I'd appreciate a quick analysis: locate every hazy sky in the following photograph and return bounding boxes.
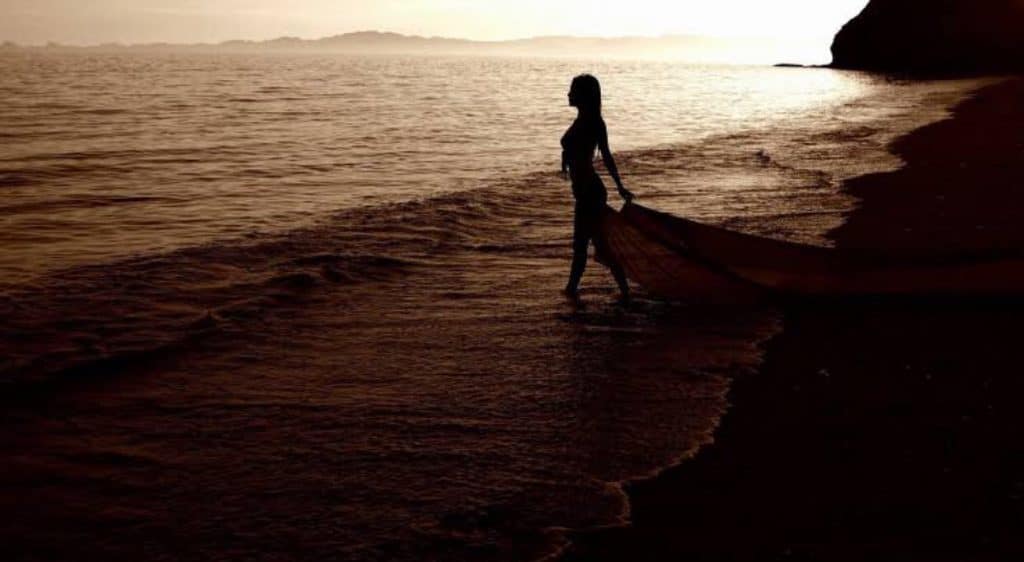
[2,0,869,45]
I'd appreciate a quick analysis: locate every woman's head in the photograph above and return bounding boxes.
[568,74,601,114]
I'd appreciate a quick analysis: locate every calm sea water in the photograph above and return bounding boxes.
[0,53,983,561]
[0,53,980,283]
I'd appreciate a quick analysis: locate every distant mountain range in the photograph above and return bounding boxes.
[0,31,824,64]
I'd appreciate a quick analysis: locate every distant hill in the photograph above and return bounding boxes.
[2,31,823,64]
[830,0,1024,74]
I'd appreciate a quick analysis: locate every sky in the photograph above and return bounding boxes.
[2,0,869,46]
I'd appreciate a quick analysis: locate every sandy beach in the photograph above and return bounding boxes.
[563,77,1024,560]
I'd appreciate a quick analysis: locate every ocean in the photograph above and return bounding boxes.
[0,52,984,561]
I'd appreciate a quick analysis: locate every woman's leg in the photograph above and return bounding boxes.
[608,260,630,301]
[565,202,590,296]
[592,217,630,301]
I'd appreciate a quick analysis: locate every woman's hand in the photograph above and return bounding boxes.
[618,186,635,204]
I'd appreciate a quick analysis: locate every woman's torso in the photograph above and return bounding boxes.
[561,117,606,201]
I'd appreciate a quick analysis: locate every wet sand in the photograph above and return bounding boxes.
[564,78,1024,560]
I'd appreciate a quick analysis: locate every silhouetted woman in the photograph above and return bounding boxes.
[561,74,633,301]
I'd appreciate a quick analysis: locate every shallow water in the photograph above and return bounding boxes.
[0,53,985,560]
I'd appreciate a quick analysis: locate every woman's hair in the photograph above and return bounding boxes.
[571,74,602,115]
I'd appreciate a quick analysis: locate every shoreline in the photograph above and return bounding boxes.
[563,77,1024,560]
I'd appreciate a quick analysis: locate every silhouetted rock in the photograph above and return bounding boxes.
[831,0,1024,74]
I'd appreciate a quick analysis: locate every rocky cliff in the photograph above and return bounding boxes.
[831,0,1024,73]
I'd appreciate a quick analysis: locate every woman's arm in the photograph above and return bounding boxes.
[597,120,634,202]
